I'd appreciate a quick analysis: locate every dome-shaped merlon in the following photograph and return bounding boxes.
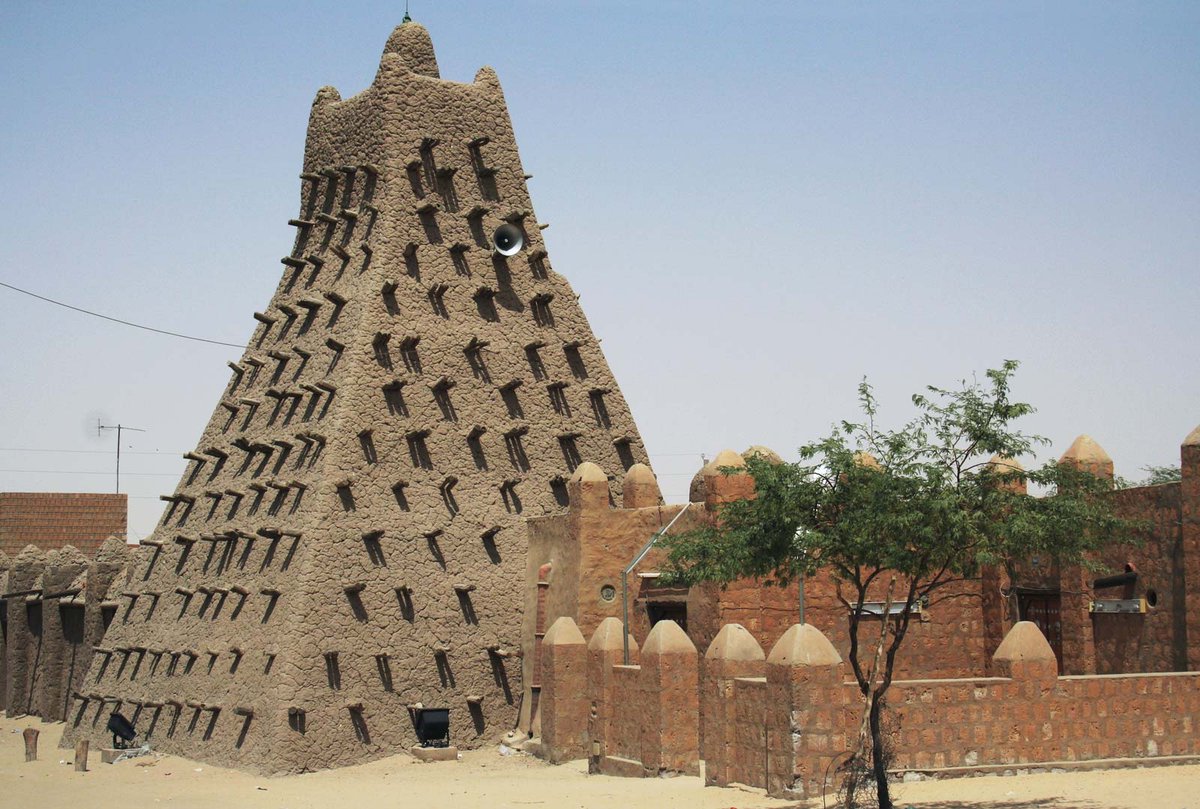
[766,623,842,668]
[1183,423,1200,447]
[688,466,708,503]
[312,86,342,108]
[992,620,1058,679]
[742,446,783,465]
[852,451,882,470]
[382,22,440,78]
[705,623,765,662]
[589,616,636,655]
[543,616,586,647]
[641,619,697,658]
[568,461,610,512]
[622,463,661,509]
[986,454,1028,494]
[704,449,754,507]
[1059,434,1114,480]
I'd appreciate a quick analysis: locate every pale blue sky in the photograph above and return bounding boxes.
[1,2,1197,539]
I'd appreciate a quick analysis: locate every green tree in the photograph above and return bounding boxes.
[662,361,1127,809]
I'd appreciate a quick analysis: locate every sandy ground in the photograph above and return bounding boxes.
[1,717,1197,809]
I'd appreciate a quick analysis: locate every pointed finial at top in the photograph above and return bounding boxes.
[403,1,412,24]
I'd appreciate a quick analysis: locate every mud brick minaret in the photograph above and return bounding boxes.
[64,21,649,773]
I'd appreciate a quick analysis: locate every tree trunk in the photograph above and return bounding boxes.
[869,695,891,809]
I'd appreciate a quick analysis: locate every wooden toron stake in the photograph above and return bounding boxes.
[22,727,39,762]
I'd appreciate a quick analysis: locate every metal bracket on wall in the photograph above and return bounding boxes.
[1089,598,1147,614]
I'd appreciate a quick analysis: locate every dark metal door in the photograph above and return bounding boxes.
[1018,592,1063,671]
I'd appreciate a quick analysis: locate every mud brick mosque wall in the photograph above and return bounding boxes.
[1,539,135,721]
[61,21,648,773]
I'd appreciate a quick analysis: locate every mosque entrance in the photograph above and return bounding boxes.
[1017,591,1064,670]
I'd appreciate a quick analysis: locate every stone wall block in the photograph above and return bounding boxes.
[765,623,844,799]
[638,619,699,775]
[539,617,588,763]
[1182,425,1200,671]
[702,622,764,786]
[587,617,636,766]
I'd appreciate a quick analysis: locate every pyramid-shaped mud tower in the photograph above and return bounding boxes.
[64,22,649,773]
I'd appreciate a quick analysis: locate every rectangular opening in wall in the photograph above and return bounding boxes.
[531,294,554,327]
[525,342,547,380]
[548,382,571,417]
[464,338,490,382]
[382,280,401,315]
[407,430,433,470]
[588,389,612,428]
[391,481,410,511]
[399,337,422,374]
[504,428,530,472]
[383,381,408,417]
[500,479,523,514]
[467,426,488,471]
[324,292,346,328]
[528,249,549,280]
[359,430,378,464]
[428,284,450,319]
[500,380,523,418]
[432,378,457,422]
[437,167,459,213]
[363,531,386,566]
[474,287,499,322]
[558,434,582,472]
[614,437,636,471]
[564,343,588,379]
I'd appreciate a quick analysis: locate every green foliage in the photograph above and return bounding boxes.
[661,360,1133,809]
[663,361,1127,612]
[1117,464,1182,488]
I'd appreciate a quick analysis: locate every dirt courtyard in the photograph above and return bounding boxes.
[0,717,1195,809]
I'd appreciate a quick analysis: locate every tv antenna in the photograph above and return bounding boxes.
[97,420,146,493]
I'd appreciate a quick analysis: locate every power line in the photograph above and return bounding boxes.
[0,447,184,456]
[0,468,178,477]
[0,281,248,349]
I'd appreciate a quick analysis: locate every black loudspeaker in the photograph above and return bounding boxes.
[492,224,524,256]
[107,711,137,749]
[413,707,450,747]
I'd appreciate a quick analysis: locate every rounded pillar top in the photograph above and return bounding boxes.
[622,463,662,508]
[705,623,765,662]
[642,619,697,656]
[1059,434,1114,478]
[1183,423,1200,447]
[543,616,586,646]
[766,623,842,667]
[589,616,634,653]
[571,461,607,484]
[852,451,881,470]
[705,449,747,476]
[742,445,783,465]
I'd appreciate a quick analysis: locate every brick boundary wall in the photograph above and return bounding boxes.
[537,618,1200,801]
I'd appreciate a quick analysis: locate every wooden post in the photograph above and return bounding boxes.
[22,727,39,762]
[74,740,89,772]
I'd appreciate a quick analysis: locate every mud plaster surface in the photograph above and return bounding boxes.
[63,22,649,773]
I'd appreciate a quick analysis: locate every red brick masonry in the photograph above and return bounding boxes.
[0,492,126,556]
[537,617,1200,801]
